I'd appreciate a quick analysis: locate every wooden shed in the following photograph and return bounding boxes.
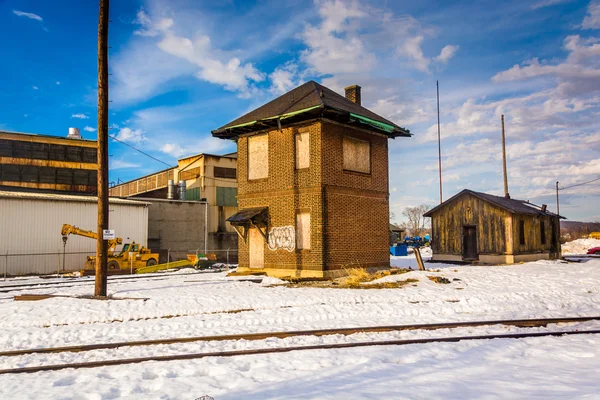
[423,189,563,264]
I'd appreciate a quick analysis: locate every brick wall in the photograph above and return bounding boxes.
[236,119,390,276]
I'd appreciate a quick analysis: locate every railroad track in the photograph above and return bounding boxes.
[0,316,598,375]
[0,271,239,294]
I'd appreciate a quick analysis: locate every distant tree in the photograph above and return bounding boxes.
[402,204,431,237]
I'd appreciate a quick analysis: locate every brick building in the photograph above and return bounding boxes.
[0,129,97,194]
[213,81,410,277]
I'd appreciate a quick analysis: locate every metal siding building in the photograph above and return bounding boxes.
[0,191,148,275]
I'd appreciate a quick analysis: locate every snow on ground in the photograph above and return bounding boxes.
[0,253,599,399]
[562,238,600,255]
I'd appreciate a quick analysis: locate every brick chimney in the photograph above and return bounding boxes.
[344,85,361,105]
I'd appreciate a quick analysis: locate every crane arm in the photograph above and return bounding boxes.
[61,224,123,252]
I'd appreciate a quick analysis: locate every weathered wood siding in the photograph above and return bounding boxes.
[512,214,560,255]
[430,193,508,255]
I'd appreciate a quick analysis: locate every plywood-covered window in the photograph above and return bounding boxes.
[296,212,311,250]
[540,221,546,245]
[519,220,525,246]
[295,132,310,169]
[343,136,370,174]
[248,134,268,180]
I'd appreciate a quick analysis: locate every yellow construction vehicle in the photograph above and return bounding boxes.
[61,224,158,271]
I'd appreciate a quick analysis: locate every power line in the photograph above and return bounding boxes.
[109,134,172,168]
[559,176,600,191]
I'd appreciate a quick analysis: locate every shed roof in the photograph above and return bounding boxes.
[0,190,150,206]
[212,81,410,139]
[423,189,565,219]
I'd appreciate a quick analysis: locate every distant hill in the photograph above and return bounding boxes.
[560,221,600,240]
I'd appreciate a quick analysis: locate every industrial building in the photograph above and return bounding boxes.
[0,129,97,194]
[0,190,148,275]
[109,152,238,260]
[213,81,411,278]
[424,189,563,264]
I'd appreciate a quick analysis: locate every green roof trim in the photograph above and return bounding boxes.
[349,113,395,133]
[224,105,323,131]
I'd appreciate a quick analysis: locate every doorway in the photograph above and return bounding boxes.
[462,225,478,260]
[249,228,264,269]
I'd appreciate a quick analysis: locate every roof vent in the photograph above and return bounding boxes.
[344,85,361,105]
[67,127,82,139]
[541,204,547,212]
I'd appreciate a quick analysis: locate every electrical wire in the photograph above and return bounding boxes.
[108,135,172,168]
[559,176,600,191]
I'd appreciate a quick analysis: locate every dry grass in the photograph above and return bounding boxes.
[277,267,415,289]
[427,276,451,284]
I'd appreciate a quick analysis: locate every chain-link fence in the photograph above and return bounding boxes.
[0,248,238,278]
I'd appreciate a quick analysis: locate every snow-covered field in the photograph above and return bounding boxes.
[0,252,599,399]
[562,238,600,255]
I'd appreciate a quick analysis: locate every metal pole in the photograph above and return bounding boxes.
[501,115,510,198]
[556,181,560,217]
[96,0,110,296]
[4,251,7,281]
[436,80,443,204]
[227,248,230,266]
[62,242,66,274]
[204,201,208,255]
[167,248,170,269]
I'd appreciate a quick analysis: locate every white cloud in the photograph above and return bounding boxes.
[84,126,96,132]
[115,127,145,143]
[13,10,43,22]
[531,0,571,9]
[133,8,173,37]
[32,86,38,90]
[582,2,600,29]
[111,159,142,170]
[269,63,302,95]
[401,36,430,73]
[71,113,89,119]
[300,0,375,75]
[161,143,186,157]
[434,45,459,64]
[157,32,265,96]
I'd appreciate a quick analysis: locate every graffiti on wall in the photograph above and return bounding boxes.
[267,226,296,252]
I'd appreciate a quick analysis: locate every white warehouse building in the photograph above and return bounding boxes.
[0,191,148,275]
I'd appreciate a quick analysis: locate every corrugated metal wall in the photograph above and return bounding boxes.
[0,198,148,275]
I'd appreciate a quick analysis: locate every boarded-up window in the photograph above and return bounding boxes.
[214,167,237,179]
[519,220,525,245]
[248,134,268,180]
[216,187,238,207]
[540,221,546,245]
[296,212,311,250]
[343,136,370,174]
[295,132,310,169]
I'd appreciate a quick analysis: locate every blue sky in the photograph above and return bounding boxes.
[1,0,600,222]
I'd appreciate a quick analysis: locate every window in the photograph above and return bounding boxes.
[214,167,237,179]
[343,136,370,174]
[295,132,310,169]
[216,187,238,207]
[519,220,525,246]
[540,221,546,245]
[296,212,311,250]
[248,134,268,180]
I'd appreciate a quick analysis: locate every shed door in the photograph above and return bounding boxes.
[463,226,478,260]
[249,228,264,269]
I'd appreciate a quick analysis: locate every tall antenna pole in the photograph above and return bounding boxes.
[96,0,109,297]
[501,114,510,199]
[556,181,560,217]
[436,81,443,204]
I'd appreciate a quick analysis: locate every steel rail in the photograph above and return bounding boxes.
[0,316,598,358]
[0,329,598,375]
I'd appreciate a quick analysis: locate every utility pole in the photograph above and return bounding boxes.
[556,181,560,217]
[436,81,443,204]
[501,115,510,199]
[96,0,109,297]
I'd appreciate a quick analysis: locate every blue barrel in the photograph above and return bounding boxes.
[390,244,408,256]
